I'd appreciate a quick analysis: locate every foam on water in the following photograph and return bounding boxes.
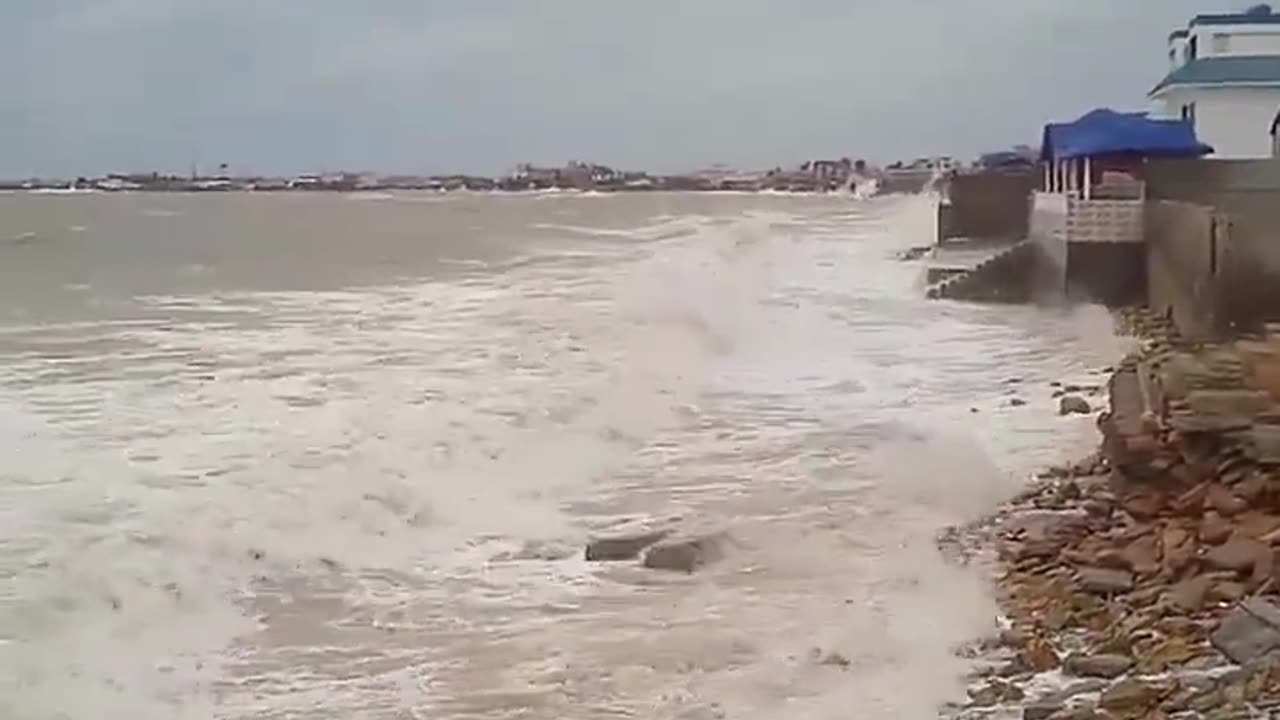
[0,193,1132,719]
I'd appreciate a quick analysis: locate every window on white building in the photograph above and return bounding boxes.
[1212,33,1230,54]
[1273,108,1280,157]
[1180,103,1197,128]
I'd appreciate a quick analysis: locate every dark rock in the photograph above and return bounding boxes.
[1077,567,1134,594]
[1008,397,1028,407]
[1168,575,1213,613]
[584,529,669,562]
[1063,653,1134,679]
[1206,484,1248,516]
[642,532,727,573]
[1026,679,1108,720]
[1184,389,1271,420]
[1200,512,1234,545]
[1021,636,1061,672]
[1210,599,1280,665]
[1211,581,1247,603]
[1022,701,1062,720]
[1059,396,1092,416]
[1244,596,1280,627]
[1045,709,1101,720]
[1204,536,1268,572]
[969,679,1025,707]
[1099,677,1163,713]
[817,650,850,668]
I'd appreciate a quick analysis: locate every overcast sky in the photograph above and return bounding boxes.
[0,0,1217,177]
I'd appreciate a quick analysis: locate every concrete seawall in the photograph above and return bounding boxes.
[938,172,1035,242]
[1145,159,1280,338]
[927,159,1280,329]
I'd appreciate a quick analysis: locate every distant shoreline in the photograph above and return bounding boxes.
[4,175,935,196]
[1,163,942,195]
[10,184,885,193]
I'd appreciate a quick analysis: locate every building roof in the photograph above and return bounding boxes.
[1190,4,1280,26]
[1150,55,1280,95]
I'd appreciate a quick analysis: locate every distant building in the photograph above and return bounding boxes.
[1150,4,1280,158]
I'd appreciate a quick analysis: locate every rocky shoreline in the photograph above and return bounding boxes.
[944,309,1280,720]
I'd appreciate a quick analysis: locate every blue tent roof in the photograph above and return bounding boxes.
[1040,108,1213,161]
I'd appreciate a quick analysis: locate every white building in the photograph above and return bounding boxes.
[1150,4,1280,158]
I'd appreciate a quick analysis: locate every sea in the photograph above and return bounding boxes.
[0,190,1132,720]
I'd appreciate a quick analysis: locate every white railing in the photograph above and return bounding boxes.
[1065,197,1144,244]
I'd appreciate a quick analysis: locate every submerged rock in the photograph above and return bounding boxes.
[1059,396,1092,416]
[642,532,727,573]
[584,530,670,562]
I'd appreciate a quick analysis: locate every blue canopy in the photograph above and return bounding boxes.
[1040,108,1213,161]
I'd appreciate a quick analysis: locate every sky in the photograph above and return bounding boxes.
[0,0,1221,177]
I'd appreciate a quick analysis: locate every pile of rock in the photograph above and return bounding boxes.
[948,311,1280,718]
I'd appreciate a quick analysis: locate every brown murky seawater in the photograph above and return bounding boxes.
[0,191,1131,719]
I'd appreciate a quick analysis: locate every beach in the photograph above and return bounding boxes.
[947,309,1280,720]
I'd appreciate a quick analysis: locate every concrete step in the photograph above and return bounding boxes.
[927,240,1036,302]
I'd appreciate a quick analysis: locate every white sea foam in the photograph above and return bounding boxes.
[0,192,1129,719]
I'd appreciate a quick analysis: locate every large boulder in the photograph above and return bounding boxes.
[1059,396,1092,416]
[642,532,728,573]
[1211,598,1280,664]
[584,530,670,562]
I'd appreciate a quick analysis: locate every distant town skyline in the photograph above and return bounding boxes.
[0,0,1221,177]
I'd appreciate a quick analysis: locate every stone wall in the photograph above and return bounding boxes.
[938,171,1035,242]
[1145,159,1280,335]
